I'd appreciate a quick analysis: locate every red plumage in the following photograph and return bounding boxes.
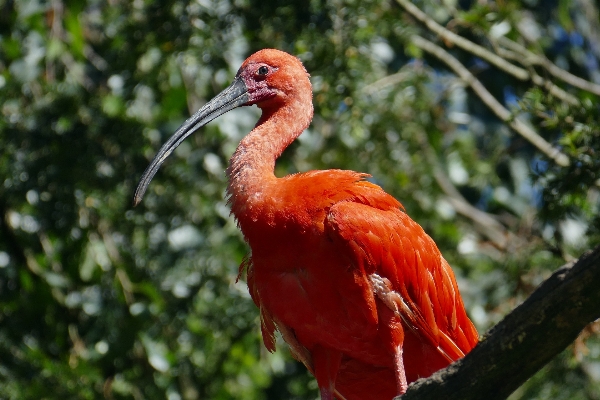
[238,170,477,399]
[136,49,479,400]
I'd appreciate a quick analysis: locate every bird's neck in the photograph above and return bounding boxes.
[226,91,313,212]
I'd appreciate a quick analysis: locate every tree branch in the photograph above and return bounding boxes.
[362,69,417,95]
[395,0,600,101]
[394,0,530,81]
[411,35,570,167]
[413,127,513,249]
[395,244,600,400]
[497,37,600,96]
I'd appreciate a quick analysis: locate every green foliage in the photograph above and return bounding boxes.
[0,0,599,399]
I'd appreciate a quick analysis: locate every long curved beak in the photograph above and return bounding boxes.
[133,76,249,206]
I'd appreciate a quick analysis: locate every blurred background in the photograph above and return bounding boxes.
[1,0,599,398]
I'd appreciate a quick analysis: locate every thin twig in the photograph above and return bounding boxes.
[84,45,109,71]
[492,43,581,106]
[497,37,600,96]
[395,0,530,80]
[411,35,570,167]
[177,55,204,115]
[396,0,600,103]
[529,70,581,106]
[413,127,512,249]
[363,70,414,95]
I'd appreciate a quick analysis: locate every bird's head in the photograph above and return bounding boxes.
[238,49,311,110]
[133,49,311,206]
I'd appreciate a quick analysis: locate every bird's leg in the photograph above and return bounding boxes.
[376,295,408,395]
[393,345,408,394]
[312,344,342,400]
[320,388,335,400]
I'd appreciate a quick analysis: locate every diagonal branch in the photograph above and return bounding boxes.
[411,35,570,167]
[395,0,529,80]
[395,0,600,102]
[413,128,512,249]
[497,37,600,96]
[396,244,600,400]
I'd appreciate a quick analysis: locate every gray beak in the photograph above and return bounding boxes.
[133,76,248,206]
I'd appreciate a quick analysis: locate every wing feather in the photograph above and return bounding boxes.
[325,200,478,361]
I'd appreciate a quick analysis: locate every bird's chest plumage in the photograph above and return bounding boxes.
[229,171,402,364]
[237,201,388,363]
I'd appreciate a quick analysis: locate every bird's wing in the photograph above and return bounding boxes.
[324,200,478,361]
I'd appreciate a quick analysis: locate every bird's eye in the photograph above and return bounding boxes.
[257,66,269,75]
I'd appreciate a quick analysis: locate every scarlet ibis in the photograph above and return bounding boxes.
[134,49,478,400]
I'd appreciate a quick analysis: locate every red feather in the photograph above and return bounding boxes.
[138,49,479,400]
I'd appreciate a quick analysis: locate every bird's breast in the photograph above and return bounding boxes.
[231,170,403,364]
[245,220,392,365]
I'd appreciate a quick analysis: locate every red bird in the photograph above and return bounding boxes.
[135,49,478,400]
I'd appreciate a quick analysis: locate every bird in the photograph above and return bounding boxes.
[134,49,479,400]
